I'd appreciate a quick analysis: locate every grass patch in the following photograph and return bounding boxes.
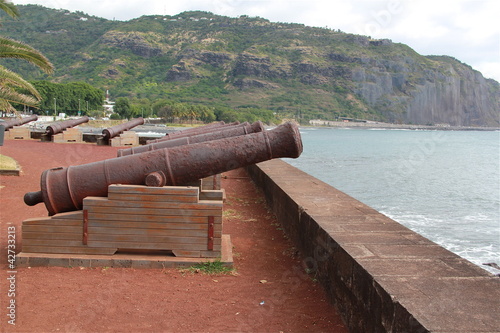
[0,155,18,170]
[184,260,234,275]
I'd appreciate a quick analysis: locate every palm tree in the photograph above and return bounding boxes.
[0,0,54,112]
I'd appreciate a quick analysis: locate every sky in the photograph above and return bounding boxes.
[12,0,500,82]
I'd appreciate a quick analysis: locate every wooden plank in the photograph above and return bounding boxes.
[83,198,222,210]
[199,190,226,201]
[23,219,82,226]
[108,185,199,196]
[88,220,223,233]
[86,241,214,251]
[85,206,221,217]
[87,213,222,224]
[52,211,84,220]
[22,225,82,233]
[172,250,201,258]
[200,250,222,258]
[88,227,208,237]
[23,232,82,241]
[23,239,87,247]
[22,246,116,255]
[107,193,199,203]
[88,233,221,245]
[88,215,220,226]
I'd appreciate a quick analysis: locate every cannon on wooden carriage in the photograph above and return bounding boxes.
[45,116,90,136]
[24,121,303,216]
[98,117,145,145]
[41,116,90,142]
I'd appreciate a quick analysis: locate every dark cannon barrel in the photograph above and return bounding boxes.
[147,121,241,144]
[102,117,144,139]
[118,121,265,157]
[45,116,89,136]
[24,121,303,215]
[3,115,38,130]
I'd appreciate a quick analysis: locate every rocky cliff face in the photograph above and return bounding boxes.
[170,40,499,126]
[350,53,499,126]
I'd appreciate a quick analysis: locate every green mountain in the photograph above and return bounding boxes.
[1,5,499,126]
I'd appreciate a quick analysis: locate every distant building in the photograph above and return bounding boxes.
[103,89,115,112]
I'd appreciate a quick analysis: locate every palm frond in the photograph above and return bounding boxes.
[0,65,42,109]
[0,0,20,19]
[0,85,39,105]
[0,65,41,99]
[0,37,54,74]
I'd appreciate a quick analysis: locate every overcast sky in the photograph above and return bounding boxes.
[12,0,500,82]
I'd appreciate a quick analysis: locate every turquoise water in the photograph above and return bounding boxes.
[286,127,500,274]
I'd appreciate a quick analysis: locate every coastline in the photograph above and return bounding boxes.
[306,120,500,131]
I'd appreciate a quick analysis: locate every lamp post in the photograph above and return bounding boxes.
[53,98,57,117]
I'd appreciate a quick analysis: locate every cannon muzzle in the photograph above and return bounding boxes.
[25,121,302,215]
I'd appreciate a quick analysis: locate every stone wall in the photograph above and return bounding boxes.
[247,159,500,332]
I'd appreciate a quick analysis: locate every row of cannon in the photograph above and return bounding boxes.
[24,120,303,216]
[1,115,145,141]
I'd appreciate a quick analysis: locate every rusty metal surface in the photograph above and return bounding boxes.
[144,171,167,187]
[83,210,88,245]
[102,117,144,139]
[146,121,226,144]
[24,121,303,215]
[3,115,38,130]
[118,121,264,157]
[147,121,241,144]
[45,116,89,136]
[208,216,214,250]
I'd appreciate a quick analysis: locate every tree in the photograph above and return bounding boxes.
[30,81,104,114]
[114,97,132,119]
[0,1,54,112]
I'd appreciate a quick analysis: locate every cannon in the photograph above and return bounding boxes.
[102,117,144,140]
[45,116,89,136]
[24,121,303,215]
[118,121,265,157]
[3,115,38,130]
[147,121,241,144]
[147,121,227,143]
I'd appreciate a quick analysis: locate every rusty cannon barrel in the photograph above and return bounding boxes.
[102,117,144,140]
[118,121,265,157]
[24,121,302,215]
[3,115,38,130]
[148,121,241,144]
[45,116,89,136]
[148,121,227,143]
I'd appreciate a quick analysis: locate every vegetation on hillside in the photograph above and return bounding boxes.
[0,5,498,126]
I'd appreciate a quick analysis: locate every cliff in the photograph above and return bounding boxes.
[2,6,499,126]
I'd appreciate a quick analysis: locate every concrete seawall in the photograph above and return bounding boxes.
[247,159,500,332]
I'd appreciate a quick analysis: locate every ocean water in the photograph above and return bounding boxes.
[286,127,500,275]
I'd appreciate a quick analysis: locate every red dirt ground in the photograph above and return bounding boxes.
[0,139,348,333]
